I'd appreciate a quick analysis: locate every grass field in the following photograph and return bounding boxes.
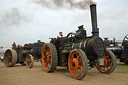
[115,61,128,73]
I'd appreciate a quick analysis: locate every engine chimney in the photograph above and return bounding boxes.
[90,4,99,37]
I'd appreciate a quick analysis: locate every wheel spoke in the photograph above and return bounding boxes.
[7,57,11,63]
[78,65,82,69]
[6,53,12,62]
[47,53,50,57]
[4,59,9,64]
[46,50,50,56]
[70,65,73,70]
[6,53,9,57]
[78,58,83,64]
[45,62,47,65]
[74,69,77,74]
[103,65,106,70]
[106,66,108,70]
[76,53,80,60]
[48,58,51,61]
[44,49,47,53]
[108,59,112,62]
[126,36,128,39]
[71,55,74,60]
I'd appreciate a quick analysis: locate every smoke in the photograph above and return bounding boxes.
[33,0,96,10]
[0,8,28,28]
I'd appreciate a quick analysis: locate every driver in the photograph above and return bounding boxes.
[57,32,63,38]
[76,25,87,39]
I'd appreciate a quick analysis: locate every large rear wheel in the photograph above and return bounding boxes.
[68,49,88,80]
[96,49,117,73]
[4,49,17,67]
[42,43,58,72]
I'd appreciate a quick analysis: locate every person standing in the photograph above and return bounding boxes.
[1,55,3,62]
[12,42,16,49]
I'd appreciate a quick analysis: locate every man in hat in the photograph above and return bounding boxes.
[57,32,63,38]
[76,25,87,39]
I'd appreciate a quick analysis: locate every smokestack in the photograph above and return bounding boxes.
[90,4,99,37]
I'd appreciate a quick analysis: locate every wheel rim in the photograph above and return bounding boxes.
[4,50,12,66]
[26,54,34,68]
[4,49,17,67]
[26,55,31,66]
[42,45,51,71]
[68,51,83,78]
[96,52,113,72]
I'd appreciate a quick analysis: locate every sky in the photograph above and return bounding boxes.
[0,0,128,48]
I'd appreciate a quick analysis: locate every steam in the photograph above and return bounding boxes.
[0,8,28,28]
[33,0,96,10]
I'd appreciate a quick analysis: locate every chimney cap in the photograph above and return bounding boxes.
[90,4,96,7]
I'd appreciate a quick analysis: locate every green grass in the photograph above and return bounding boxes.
[115,61,128,73]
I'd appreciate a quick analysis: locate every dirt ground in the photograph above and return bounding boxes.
[0,61,128,85]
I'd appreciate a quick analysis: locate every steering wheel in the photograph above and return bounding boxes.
[66,32,76,43]
[67,32,76,38]
[122,34,128,49]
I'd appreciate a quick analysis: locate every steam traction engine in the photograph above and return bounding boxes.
[41,4,116,80]
[104,34,128,64]
[4,40,45,68]
[4,4,117,80]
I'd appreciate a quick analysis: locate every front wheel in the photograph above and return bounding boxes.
[26,54,34,68]
[42,43,58,72]
[96,49,117,74]
[68,49,88,80]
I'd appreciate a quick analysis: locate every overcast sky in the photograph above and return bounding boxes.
[0,0,128,48]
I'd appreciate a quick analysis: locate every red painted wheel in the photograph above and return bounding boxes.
[96,49,116,73]
[42,43,58,72]
[68,49,88,80]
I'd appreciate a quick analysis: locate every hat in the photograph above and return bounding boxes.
[78,25,84,29]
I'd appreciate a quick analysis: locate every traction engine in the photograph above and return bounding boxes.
[104,34,128,64]
[4,40,45,68]
[41,4,117,80]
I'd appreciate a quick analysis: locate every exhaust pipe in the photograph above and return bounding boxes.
[90,4,99,37]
